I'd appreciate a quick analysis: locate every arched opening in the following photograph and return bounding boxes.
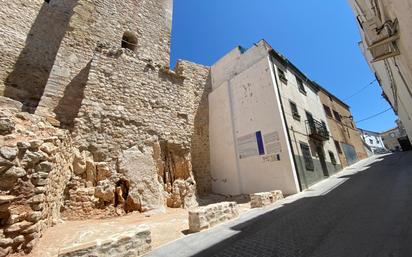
[121,32,137,52]
[114,179,130,207]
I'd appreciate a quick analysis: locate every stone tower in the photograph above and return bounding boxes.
[1,0,174,125]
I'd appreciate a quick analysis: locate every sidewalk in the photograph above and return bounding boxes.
[144,154,387,257]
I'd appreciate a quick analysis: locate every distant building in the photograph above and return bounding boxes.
[317,85,368,167]
[380,127,402,151]
[348,0,412,143]
[209,40,342,195]
[395,119,412,151]
[359,129,387,154]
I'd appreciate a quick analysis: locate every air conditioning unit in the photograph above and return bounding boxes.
[362,17,400,62]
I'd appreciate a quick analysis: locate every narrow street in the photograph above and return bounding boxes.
[147,152,412,257]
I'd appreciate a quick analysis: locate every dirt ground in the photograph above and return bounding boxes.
[16,195,251,257]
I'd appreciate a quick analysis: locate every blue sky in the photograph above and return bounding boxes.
[170,0,398,132]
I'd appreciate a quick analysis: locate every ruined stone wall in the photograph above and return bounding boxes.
[35,0,173,126]
[175,62,212,195]
[70,45,211,213]
[0,102,73,256]
[0,0,77,112]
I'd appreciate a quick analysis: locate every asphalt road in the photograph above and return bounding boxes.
[145,152,412,257]
[192,152,412,257]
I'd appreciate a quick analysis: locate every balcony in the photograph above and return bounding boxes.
[362,17,400,62]
[306,119,330,141]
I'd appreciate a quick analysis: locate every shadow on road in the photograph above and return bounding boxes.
[192,153,412,257]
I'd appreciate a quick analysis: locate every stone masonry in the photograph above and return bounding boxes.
[188,202,239,233]
[0,102,74,256]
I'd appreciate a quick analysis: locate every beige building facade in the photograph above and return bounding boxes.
[317,87,368,167]
[348,0,412,142]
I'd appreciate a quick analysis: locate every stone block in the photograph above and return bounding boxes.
[0,147,18,161]
[0,118,14,136]
[250,190,284,208]
[189,202,239,233]
[58,225,151,257]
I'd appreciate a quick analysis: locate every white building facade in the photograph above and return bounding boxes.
[359,128,387,153]
[209,41,342,196]
[348,0,412,142]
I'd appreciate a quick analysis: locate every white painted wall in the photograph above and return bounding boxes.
[209,43,300,195]
[209,81,240,195]
[360,130,386,152]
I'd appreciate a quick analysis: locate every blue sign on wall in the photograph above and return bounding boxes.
[256,131,265,156]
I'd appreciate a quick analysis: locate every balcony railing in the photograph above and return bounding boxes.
[306,119,330,141]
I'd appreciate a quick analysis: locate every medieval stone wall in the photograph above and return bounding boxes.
[35,0,173,126]
[0,102,74,256]
[0,0,77,112]
[69,45,211,214]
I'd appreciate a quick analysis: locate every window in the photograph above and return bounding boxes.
[369,139,374,145]
[45,0,50,3]
[323,105,332,118]
[277,68,288,84]
[306,111,314,123]
[121,31,138,51]
[290,101,300,121]
[334,140,342,154]
[333,110,342,122]
[296,77,307,94]
[329,151,337,165]
[300,143,314,171]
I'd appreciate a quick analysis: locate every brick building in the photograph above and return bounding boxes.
[317,85,368,167]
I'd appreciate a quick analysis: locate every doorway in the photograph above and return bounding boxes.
[316,146,329,177]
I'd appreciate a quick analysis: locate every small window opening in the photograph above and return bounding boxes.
[121,32,138,52]
[296,77,307,94]
[289,101,300,121]
[334,140,342,154]
[329,151,337,165]
[45,0,50,3]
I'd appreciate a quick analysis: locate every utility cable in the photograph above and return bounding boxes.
[356,107,393,124]
[343,79,377,101]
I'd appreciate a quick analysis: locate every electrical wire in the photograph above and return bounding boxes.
[356,107,393,124]
[343,79,377,101]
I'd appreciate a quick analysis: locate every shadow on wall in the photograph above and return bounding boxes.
[190,153,410,257]
[54,60,91,128]
[190,74,212,195]
[4,0,79,113]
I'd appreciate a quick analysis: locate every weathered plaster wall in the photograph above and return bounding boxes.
[318,90,367,167]
[272,56,342,189]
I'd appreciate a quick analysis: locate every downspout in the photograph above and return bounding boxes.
[269,54,303,192]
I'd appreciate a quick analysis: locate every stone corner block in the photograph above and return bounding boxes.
[188,201,239,233]
[250,190,284,208]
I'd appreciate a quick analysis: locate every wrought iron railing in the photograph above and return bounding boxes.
[306,119,330,141]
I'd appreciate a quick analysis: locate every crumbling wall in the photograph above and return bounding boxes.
[0,102,73,256]
[69,45,211,214]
